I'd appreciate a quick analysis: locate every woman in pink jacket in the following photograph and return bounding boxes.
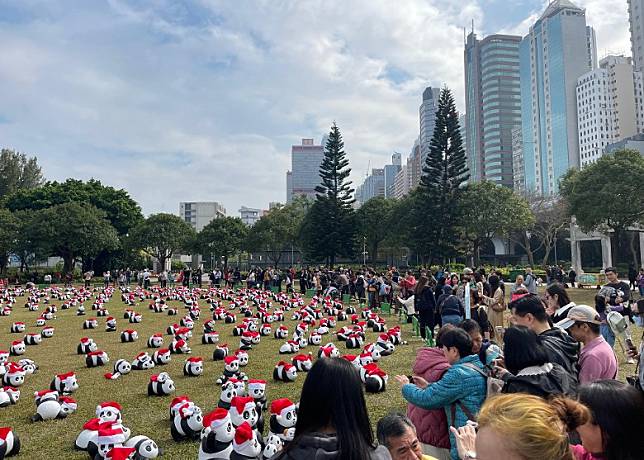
[407,325,454,460]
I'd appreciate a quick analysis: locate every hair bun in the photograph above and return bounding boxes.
[550,397,590,431]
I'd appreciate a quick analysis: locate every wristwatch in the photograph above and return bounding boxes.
[464,451,477,459]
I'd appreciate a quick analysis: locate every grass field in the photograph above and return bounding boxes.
[0,284,640,459]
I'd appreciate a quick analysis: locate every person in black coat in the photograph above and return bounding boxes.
[413,276,436,340]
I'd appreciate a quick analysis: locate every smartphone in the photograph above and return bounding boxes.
[407,375,415,382]
[626,338,637,352]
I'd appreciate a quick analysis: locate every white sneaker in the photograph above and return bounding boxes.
[627,358,636,364]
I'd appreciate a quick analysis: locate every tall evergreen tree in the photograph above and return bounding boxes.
[301,123,356,267]
[416,87,469,261]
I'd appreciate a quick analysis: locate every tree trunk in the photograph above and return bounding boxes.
[628,231,639,268]
[370,242,379,264]
[63,254,75,275]
[523,232,535,267]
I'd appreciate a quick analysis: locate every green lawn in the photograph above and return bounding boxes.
[1,284,640,459]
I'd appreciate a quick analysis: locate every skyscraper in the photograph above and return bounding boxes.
[465,31,522,187]
[286,138,325,203]
[576,55,644,167]
[519,0,595,195]
[629,0,644,71]
[383,152,402,198]
[419,87,440,164]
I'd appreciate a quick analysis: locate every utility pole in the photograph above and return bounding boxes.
[363,236,367,266]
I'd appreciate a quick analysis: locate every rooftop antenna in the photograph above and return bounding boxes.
[463,27,466,44]
[366,159,370,178]
[472,19,474,35]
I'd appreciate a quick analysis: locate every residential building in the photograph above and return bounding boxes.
[179,201,226,232]
[239,206,262,226]
[512,126,525,193]
[286,138,325,203]
[419,87,441,164]
[629,0,644,71]
[383,152,402,198]
[465,31,522,187]
[519,0,596,195]
[393,164,410,199]
[576,55,644,167]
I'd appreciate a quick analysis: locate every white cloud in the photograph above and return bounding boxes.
[0,0,632,216]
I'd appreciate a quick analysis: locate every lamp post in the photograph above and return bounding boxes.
[362,236,367,266]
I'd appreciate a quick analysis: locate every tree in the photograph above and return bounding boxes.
[560,149,644,266]
[128,214,195,271]
[245,198,310,266]
[301,123,356,267]
[415,86,469,262]
[510,194,569,267]
[27,202,120,274]
[355,197,396,263]
[0,209,19,274]
[0,148,44,198]
[4,178,142,235]
[195,217,248,272]
[459,182,534,265]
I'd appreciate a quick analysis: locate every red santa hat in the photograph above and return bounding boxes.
[247,379,266,391]
[223,355,237,365]
[60,396,78,409]
[292,354,311,363]
[233,421,255,451]
[186,356,203,363]
[11,340,23,346]
[97,401,122,414]
[83,418,104,431]
[203,407,230,430]
[270,398,296,417]
[105,446,136,460]
[97,425,126,445]
[34,389,58,399]
[0,427,13,442]
[230,396,255,415]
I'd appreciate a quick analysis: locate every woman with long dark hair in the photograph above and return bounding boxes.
[279,358,390,460]
[414,276,437,340]
[545,282,575,323]
[574,380,644,460]
[482,274,505,339]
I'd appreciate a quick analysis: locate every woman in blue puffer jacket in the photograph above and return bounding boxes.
[396,328,487,460]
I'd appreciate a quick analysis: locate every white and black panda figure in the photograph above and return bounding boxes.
[2,365,25,388]
[18,358,38,375]
[182,357,204,377]
[23,333,42,345]
[97,309,109,318]
[247,379,267,431]
[374,334,395,356]
[169,339,191,354]
[0,351,8,365]
[9,341,25,356]
[224,313,236,324]
[50,371,79,394]
[278,341,299,355]
[41,326,55,338]
[202,331,219,345]
[170,401,203,441]
[94,425,127,459]
[180,316,194,329]
[0,426,20,458]
[291,354,313,372]
[167,308,178,316]
[239,332,253,351]
[78,337,97,355]
[169,395,192,419]
[345,333,364,349]
[317,344,340,359]
[124,309,134,320]
[345,306,357,315]
[216,356,245,385]
[307,333,322,346]
[147,334,163,348]
[120,330,138,343]
[358,352,374,367]
[152,349,171,366]
[10,322,25,333]
[86,350,110,368]
[268,398,297,445]
[131,353,155,371]
[336,311,348,321]
[166,324,180,336]
[174,327,192,341]
[360,363,388,393]
[259,324,272,337]
[230,421,262,460]
[203,319,217,334]
[229,396,259,436]
[105,316,116,332]
[199,408,234,460]
[217,381,237,410]
[76,305,86,316]
[341,354,362,369]
[272,361,297,382]
[387,326,402,345]
[84,318,98,329]
[0,387,20,407]
[32,390,78,421]
[262,434,283,459]
[147,372,175,396]
[362,343,382,362]
[124,435,162,459]
[129,312,142,324]
[273,326,288,340]
[234,350,249,367]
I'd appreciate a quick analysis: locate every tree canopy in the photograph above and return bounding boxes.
[128,213,195,270]
[0,148,44,198]
[355,196,397,263]
[0,209,19,274]
[195,217,248,271]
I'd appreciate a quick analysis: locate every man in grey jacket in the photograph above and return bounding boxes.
[524,268,538,294]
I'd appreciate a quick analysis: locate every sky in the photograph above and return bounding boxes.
[0,0,632,216]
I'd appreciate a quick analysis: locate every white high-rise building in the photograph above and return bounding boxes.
[576,55,644,167]
[239,206,262,226]
[286,138,325,203]
[419,87,440,164]
[179,202,226,231]
[629,0,644,71]
[519,0,596,195]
